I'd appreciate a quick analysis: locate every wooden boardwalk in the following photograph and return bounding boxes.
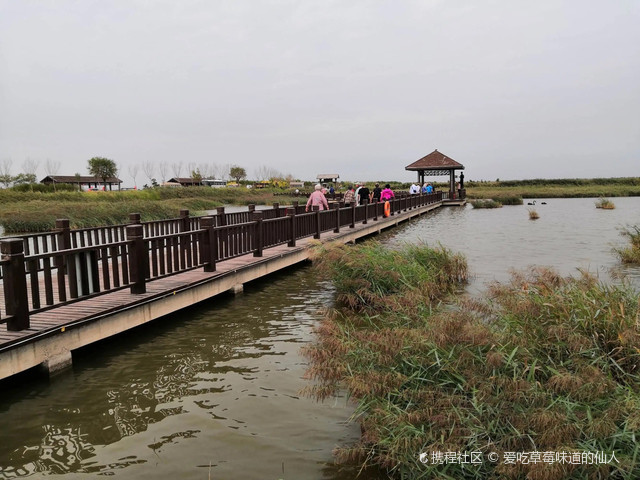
[0,196,460,380]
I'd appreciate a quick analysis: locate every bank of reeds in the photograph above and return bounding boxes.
[306,243,640,479]
[471,199,502,209]
[615,225,640,264]
[595,198,616,209]
[491,195,523,205]
[466,179,640,200]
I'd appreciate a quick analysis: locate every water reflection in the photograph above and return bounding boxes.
[0,270,365,479]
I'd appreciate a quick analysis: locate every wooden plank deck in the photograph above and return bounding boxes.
[0,202,444,370]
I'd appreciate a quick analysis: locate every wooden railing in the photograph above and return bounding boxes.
[0,192,444,331]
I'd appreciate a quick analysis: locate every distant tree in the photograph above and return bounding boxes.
[128,164,139,188]
[22,157,39,179]
[171,162,183,180]
[142,161,155,184]
[44,158,60,176]
[1,158,13,188]
[158,162,168,183]
[87,157,117,190]
[191,169,203,182]
[13,173,37,185]
[229,166,247,183]
[209,163,220,179]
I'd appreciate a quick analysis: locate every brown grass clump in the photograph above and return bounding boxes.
[304,243,640,479]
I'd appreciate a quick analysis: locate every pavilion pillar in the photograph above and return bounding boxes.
[449,169,455,199]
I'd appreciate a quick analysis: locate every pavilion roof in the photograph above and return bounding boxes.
[405,150,464,171]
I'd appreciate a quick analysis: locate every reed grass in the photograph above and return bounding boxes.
[470,199,502,209]
[491,195,523,205]
[466,182,640,200]
[615,225,640,264]
[528,209,540,220]
[305,243,640,479]
[595,198,616,209]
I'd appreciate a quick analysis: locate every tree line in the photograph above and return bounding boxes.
[0,156,297,189]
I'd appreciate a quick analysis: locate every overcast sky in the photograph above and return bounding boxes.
[1,1,638,185]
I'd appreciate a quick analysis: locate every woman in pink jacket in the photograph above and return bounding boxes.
[306,184,329,211]
[380,184,395,201]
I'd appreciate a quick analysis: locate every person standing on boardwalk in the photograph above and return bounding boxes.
[306,184,329,211]
[343,185,355,206]
[380,184,395,201]
[358,183,370,205]
[354,183,362,205]
[372,183,382,203]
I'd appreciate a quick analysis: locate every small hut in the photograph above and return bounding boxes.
[40,175,122,190]
[316,174,339,186]
[405,150,465,199]
[167,177,203,187]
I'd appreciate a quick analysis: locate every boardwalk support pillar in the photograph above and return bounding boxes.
[1,239,30,331]
[42,350,72,376]
[253,211,263,257]
[200,216,216,272]
[127,224,146,294]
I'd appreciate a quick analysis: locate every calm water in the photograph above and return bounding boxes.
[0,197,639,479]
[383,197,640,293]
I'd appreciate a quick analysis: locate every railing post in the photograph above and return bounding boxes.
[286,208,296,247]
[332,202,340,233]
[180,209,190,232]
[1,239,30,331]
[362,200,368,225]
[129,213,141,224]
[55,219,71,251]
[373,199,378,221]
[313,205,321,239]
[200,216,216,272]
[248,204,256,214]
[253,211,263,257]
[216,207,226,226]
[126,224,146,294]
[350,202,356,228]
[54,219,72,299]
[273,202,280,217]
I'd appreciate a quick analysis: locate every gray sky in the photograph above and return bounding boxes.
[1,1,638,185]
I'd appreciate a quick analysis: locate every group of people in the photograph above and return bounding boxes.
[409,182,433,194]
[305,183,396,211]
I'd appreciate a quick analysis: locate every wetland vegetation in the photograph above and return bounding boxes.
[306,241,640,479]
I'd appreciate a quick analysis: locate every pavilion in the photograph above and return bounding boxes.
[405,149,465,200]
